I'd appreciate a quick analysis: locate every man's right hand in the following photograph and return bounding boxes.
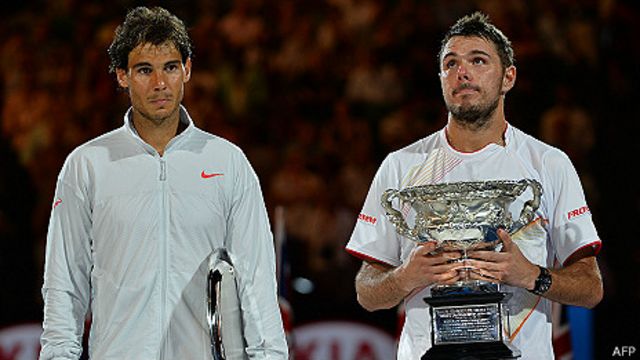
[355,242,466,311]
[394,241,465,293]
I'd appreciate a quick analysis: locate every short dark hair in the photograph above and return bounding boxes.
[108,6,193,73]
[438,12,515,69]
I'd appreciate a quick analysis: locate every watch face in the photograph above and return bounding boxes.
[534,267,552,295]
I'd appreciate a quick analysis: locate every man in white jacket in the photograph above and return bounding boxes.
[40,6,288,359]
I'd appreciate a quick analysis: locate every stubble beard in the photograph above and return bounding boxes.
[447,96,500,131]
[135,90,184,127]
[138,105,179,127]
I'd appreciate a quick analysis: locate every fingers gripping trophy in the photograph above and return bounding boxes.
[381,179,542,360]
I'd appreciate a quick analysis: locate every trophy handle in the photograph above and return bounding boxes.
[511,179,542,234]
[381,189,418,242]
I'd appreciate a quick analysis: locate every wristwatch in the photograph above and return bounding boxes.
[529,266,552,295]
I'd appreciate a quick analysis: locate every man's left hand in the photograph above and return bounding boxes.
[464,229,539,290]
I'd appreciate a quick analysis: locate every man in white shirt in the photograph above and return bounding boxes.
[347,12,603,360]
[40,7,288,359]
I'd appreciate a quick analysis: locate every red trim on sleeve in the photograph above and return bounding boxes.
[562,240,602,267]
[345,248,395,267]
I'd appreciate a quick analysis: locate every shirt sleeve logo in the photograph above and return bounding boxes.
[567,205,590,220]
[358,213,378,225]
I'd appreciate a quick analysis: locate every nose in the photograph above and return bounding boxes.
[456,64,471,81]
[152,71,167,90]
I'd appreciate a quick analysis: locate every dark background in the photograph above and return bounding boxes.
[1,0,638,358]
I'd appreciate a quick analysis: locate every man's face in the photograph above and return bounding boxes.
[116,42,191,125]
[439,36,515,128]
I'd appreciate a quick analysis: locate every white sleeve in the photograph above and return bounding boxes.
[226,151,288,359]
[40,170,92,360]
[545,151,601,265]
[346,155,403,267]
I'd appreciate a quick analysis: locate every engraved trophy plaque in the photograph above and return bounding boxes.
[381,179,542,360]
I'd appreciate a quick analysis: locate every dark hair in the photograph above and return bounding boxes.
[108,6,193,73]
[438,12,515,69]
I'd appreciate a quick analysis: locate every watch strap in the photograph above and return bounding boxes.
[529,266,552,295]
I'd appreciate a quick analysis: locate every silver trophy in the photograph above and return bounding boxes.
[381,179,542,360]
[207,249,249,360]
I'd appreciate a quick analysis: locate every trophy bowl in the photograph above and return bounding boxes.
[381,179,542,252]
[381,179,542,291]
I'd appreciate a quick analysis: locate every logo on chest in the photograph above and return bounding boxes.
[201,171,224,179]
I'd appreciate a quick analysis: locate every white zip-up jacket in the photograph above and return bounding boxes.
[40,106,288,359]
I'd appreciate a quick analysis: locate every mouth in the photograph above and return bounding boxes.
[149,98,171,106]
[453,85,480,96]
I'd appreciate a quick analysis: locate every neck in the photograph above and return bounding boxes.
[446,108,507,153]
[131,109,184,156]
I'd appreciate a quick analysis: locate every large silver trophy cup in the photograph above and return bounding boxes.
[381,179,542,360]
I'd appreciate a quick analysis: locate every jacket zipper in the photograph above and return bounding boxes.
[159,158,168,352]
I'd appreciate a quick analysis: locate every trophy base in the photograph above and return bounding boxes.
[426,289,508,306]
[421,341,521,360]
[423,292,520,360]
[431,280,499,297]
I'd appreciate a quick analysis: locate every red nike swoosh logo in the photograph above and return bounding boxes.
[201,171,224,179]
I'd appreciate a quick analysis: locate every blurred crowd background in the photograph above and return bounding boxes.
[1,0,639,358]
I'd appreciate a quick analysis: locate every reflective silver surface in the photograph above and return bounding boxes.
[207,249,248,360]
[381,179,542,250]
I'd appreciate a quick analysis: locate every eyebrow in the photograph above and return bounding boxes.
[443,49,492,60]
[132,62,152,69]
[131,60,182,69]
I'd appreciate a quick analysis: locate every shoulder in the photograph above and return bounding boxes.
[188,128,258,185]
[508,126,580,204]
[395,131,440,155]
[368,132,442,188]
[61,127,127,170]
[509,126,572,169]
[75,127,127,153]
[52,127,132,196]
[189,127,247,159]
[386,131,440,164]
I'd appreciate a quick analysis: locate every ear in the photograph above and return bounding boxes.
[116,68,129,88]
[501,65,516,95]
[183,57,192,83]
